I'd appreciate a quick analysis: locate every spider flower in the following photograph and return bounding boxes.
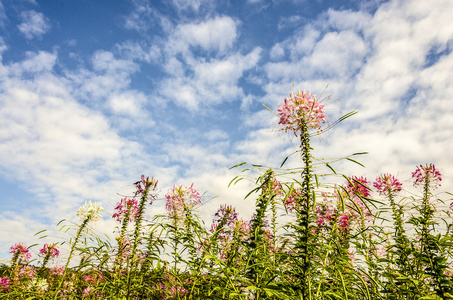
[344,176,371,198]
[77,200,104,222]
[0,277,10,292]
[10,242,31,263]
[112,197,140,223]
[165,183,202,218]
[412,164,442,190]
[373,173,403,196]
[39,243,60,259]
[277,89,326,135]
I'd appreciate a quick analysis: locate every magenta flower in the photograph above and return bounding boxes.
[18,265,36,280]
[211,205,238,232]
[277,89,326,135]
[344,176,371,198]
[10,242,31,263]
[112,197,140,223]
[134,175,158,198]
[50,265,65,276]
[316,217,326,227]
[338,215,350,228]
[373,174,403,196]
[39,243,60,259]
[0,277,9,292]
[412,164,442,190]
[165,183,202,217]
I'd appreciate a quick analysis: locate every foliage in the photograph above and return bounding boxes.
[1,88,453,299]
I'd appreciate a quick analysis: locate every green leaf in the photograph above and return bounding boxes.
[346,157,366,168]
[325,162,337,174]
[229,162,246,169]
[280,156,289,168]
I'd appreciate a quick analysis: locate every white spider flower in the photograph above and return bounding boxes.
[77,200,104,222]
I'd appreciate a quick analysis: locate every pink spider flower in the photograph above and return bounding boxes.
[50,265,65,276]
[165,183,202,218]
[10,242,31,263]
[316,217,326,227]
[134,175,158,198]
[18,265,36,280]
[0,277,9,292]
[338,215,350,228]
[277,89,326,135]
[112,197,140,223]
[82,286,94,296]
[373,173,403,196]
[344,176,371,198]
[412,164,442,190]
[39,243,60,259]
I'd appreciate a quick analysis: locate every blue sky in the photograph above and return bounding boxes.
[1,0,453,260]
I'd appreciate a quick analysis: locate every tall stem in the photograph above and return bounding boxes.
[53,217,90,300]
[296,119,314,299]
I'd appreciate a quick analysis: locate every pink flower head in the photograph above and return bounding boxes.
[82,286,94,296]
[134,175,158,198]
[112,197,139,223]
[277,90,326,135]
[338,215,350,228]
[39,243,60,259]
[412,164,442,190]
[165,183,202,217]
[373,174,403,196]
[212,205,238,230]
[18,265,36,279]
[10,242,31,263]
[344,176,371,198]
[316,217,326,227]
[0,277,9,292]
[50,265,65,276]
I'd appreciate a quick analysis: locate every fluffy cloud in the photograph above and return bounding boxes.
[17,10,51,39]
[167,16,238,56]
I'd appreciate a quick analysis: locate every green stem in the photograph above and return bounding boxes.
[53,217,90,300]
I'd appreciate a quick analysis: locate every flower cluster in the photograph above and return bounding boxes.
[112,197,139,223]
[27,278,48,292]
[284,188,307,212]
[134,175,158,198]
[373,173,403,196]
[277,89,326,135]
[18,266,36,280]
[0,277,9,292]
[412,164,442,190]
[39,243,60,259]
[76,200,104,222]
[211,205,238,231]
[343,176,371,198]
[10,242,31,263]
[314,197,337,229]
[165,183,202,218]
[338,215,350,228]
[50,265,65,276]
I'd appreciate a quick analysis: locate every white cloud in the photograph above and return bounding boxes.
[270,43,285,61]
[17,10,51,39]
[159,47,262,110]
[171,0,206,12]
[278,15,303,30]
[170,16,238,56]
[65,50,139,101]
[0,50,157,230]
[259,0,453,200]
[124,0,154,32]
[7,51,57,76]
[0,2,6,27]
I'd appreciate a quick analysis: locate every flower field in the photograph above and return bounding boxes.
[1,89,452,299]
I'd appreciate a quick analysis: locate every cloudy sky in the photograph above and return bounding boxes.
[1,0,452,260]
